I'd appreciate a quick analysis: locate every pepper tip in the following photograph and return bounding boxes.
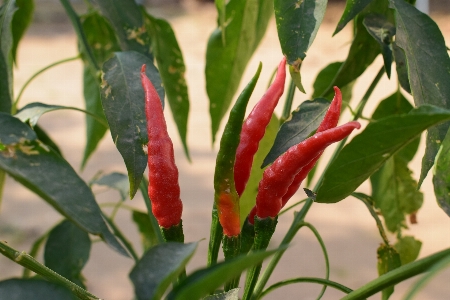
[141,64,146,73]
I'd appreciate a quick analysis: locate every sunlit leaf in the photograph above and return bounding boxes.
[206,0,272,142]
[316,105,450,203]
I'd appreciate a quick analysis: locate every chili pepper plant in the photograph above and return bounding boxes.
[0,0,449,299]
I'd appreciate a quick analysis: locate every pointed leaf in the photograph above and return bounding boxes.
[101,51,164,198]
[0,279,76,300]
[91,172,129,201]
[81,67,108,168]
[44,220,91,288]
[274,0,327,64]
[11,0,34,64]
[262,98,330,167]
[15,102,105,128]
[167,249,280,300]
[312,61,353,103]
[94,0,152,59]
[334,0,373,35]
[322,0,392,97]
[206,0,272,142]
[390,0,450,186]
[143,13,190,159]
[433,127,450,217]
[0,0,17,113]
[129,242,198,300]
[316,105,450,203]
[132,210,158,251]
[394,236,422,265]
[0,113,128,256]
[392,42,411,94]
[363,14,395,77]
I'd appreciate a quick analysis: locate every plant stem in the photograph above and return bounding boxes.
[207,203,223,267]
[13,55,80,113]
[102,213,139,261]
[0,241,99,300]
[341,248,450,300]
[280,79,296,124]
[252,200,313,298]
[352,192,390,246]
[260,277,353,298]
[139,177,164,244]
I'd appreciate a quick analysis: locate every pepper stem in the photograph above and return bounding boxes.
[242,216,278,300]
[223,234,241,291]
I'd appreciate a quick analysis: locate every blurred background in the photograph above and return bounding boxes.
[1,0,449,299]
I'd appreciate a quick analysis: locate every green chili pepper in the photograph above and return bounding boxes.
[208,63,262,266]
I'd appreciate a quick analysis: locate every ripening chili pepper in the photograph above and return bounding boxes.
[213,63,262,238]
[246,86,343,224]
[234,57,287,196]
[141,64,183,230]
[256,121,361,219]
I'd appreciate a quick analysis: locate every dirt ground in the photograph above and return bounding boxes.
[1,1,450,299]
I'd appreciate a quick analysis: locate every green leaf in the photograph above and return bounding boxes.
[262,98,330,168]
[33,125,62,156]
[101,51,164,199]
[129,242,198,300]
[167,249,280,300]
[11,0,33,64]
[132,210,158,251]
[206,0,272,142]
[333,0,373,35]
[0,279,77,300]
[433,128,450,217]
[44,220,91,288]
[15,102,106,128]
[81,67,108,168]
[312,61,353,103]
[363,14,395,78]
[394,236,422,265]
[79,12,120,167]
[95,0,152,59]
[392,42,411,94]
[0,113,128,256]
[390,0,450,186]
[80,11,120,66]
[322,0,391,97]
[274,0,327,63]
[370,157,423,232]
[91,172,129,201]
[0,0,17,113]
[203,288,239,300]
[371,91,419,162]
[316,105,450,203]
[377,244,401,300]
[240,114,278,223]
[143,13,190,159]
[288,64,306,94]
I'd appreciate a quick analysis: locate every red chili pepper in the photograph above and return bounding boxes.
[234,57,287,196]
[256,121,361,219]
[280,86,343,206]
[141,64,182,228]
[246,87,343,224]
